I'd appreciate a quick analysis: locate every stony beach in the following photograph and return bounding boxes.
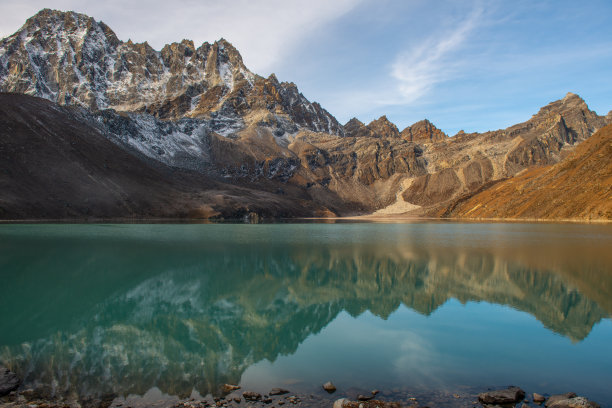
[0,367,602,408]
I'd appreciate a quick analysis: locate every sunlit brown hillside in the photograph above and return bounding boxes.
[443,124,612,221]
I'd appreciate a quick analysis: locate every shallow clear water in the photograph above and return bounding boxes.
[0,223,611,405]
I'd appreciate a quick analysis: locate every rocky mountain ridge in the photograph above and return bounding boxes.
[0,9,343,133]
[1,9,610,220]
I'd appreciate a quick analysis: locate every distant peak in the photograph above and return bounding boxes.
[401,118,447,142]
[344,117,364,127]
[367,115,399,138]
[561,92,586,105]
[26,8,93,26]
[180,39,195,50]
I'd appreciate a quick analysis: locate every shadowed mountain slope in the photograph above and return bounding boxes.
[0,93,348,219]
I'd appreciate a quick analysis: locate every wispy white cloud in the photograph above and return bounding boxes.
[0,0,362,73]
[316,5,486,122]
[387,6,484,104]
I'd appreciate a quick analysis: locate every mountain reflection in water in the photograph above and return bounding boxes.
[0,223,611,401]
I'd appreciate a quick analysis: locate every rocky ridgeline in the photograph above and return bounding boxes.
[0,9,343,136]
[344,116,447,143]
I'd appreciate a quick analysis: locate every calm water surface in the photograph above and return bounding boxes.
[0,223,611,405]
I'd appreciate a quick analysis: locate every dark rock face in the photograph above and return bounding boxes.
[478,387,526,405]
[0,366,20,396]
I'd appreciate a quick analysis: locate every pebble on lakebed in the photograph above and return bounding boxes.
[323,381,337,393]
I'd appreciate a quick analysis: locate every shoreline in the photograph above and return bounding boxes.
[1,214,611,224]
[0,383,603,408]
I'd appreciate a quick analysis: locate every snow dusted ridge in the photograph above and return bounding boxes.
[0,8,345,139]
[91,110,214,171]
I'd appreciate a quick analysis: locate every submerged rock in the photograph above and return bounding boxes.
[242,391,262,401]
[323,381,337,393]
[222,384,240,393]
[269,388,290,395]
[0,366,20,396]
[333,398,401,408]
[478,387,526,404]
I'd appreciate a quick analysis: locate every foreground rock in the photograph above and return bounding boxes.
[478,386,526,405]
[334,398,401,408]
[547,393,578,406]
[533,393,546,403]
[0,367,19,396]
[546,393,599,408]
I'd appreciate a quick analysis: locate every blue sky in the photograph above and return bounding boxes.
[1,0,611,135]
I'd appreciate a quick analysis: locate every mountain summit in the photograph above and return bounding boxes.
[0,9,343,134]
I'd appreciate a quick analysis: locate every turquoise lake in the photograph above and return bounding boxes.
[0,223,611,406]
